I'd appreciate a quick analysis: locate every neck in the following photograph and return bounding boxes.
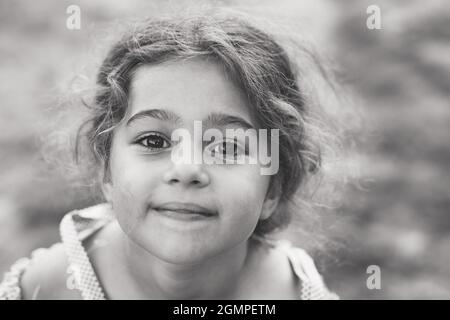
[109,221,252,299]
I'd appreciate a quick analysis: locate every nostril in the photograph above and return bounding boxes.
[163,168,210,187]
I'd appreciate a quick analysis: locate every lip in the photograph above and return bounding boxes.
[152,202,217,217]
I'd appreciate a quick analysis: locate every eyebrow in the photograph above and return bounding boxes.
[205,112,255,130]
[126,109,182,126]
[126,108,255,130]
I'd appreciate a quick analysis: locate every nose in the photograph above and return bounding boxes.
[163,162,211,188]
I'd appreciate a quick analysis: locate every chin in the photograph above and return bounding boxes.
[142,236,221,265]
[158,251,209,265]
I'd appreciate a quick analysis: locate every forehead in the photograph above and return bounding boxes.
[128,58,253,124]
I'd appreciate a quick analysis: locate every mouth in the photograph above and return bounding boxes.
[152,202,217,218]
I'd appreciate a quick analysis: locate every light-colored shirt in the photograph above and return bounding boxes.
[0,204,339,300]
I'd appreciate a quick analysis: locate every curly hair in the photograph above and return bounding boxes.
[66,9,354,240]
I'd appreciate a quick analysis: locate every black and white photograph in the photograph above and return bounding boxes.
[0,0,449,304]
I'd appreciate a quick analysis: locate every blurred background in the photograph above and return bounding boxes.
[0,0,449,299]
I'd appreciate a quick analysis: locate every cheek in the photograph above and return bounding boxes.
[215,165,270,228]
[108,151,164,233]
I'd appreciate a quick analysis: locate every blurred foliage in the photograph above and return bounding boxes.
[0,0,449,299]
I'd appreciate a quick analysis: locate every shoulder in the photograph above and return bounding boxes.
[0,243,81,300]
[278,241,339,300]
[19,243,81,299]
[0,204,112,300]
[251,237,339,300]
[240,237,300,299]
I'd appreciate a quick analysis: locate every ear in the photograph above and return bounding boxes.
[99,161,113,203]
[101,181,113,203]
[260,195,279,221]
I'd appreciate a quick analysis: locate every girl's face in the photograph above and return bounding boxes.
[103,58,276,264]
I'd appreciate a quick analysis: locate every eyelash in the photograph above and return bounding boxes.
[134,132,172,152]
[134,133,249,159]
[205,139,249,160]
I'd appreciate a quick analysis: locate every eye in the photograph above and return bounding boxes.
[135,132,171,151]
[207,139,247,160]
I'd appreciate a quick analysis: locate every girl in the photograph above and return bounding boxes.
[0,10,343,300]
